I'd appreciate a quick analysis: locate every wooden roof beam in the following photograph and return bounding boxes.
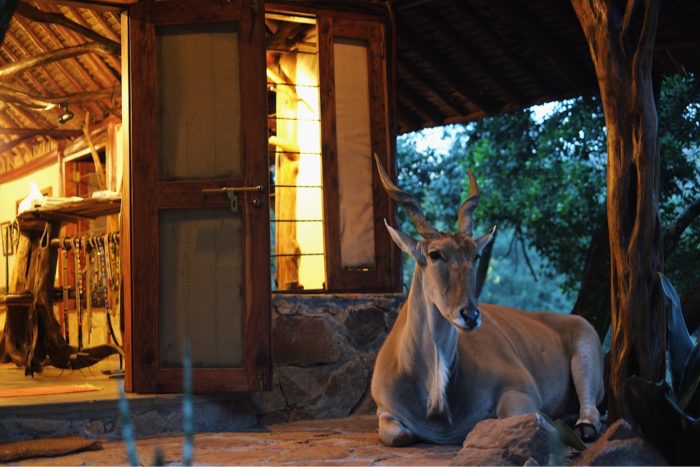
[16,2,120,53]
[29,0,129,14]
[42,4,119,88]
[396,100,423,132]
[12,15,105,117]
[397,51,471,117]
[487,0,592,91]
[62,5,121,75]
[17,11,108,90]
[0,127,82,137]
[419,7,529,107]
[397,81,446,126]
[0,42,115,79]
[454,2,563,96]
[391,0,433,13]
[0,134,36,154]
[0,39,54,97]
[25,8,118,115]
[0,84,119,110]
[399,33,501,114]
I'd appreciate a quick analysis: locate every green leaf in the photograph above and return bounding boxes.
[659,273,693,392]
[678,344,700,416]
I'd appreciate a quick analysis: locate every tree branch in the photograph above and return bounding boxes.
[664,197,700,257]
[517,232,538,282]
[0,42,117,80]
[0,84,119,110]
[15,2,120,53]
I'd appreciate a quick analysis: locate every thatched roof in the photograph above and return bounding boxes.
[0,0,698,174]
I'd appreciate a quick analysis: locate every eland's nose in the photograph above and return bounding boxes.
[460,307,481,330]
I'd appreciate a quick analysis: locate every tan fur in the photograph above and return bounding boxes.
[371,231,604,446]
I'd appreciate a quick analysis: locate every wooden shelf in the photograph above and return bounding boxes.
[0,287,74,306]
[17,197,121,229]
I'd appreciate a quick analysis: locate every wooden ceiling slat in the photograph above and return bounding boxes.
[455,2,562,96]
[41,4,120,115]
[399,32,500,115]
[16,2,120,51]
[10,103,53,128]
[0,126,82,137]
[486,0,592,91]
[0,38,54,97]
[397,82,446,125]
[418,7,529,107]
[12,15,104,118]
[396,100,423,132]
[397,52,470,117]
[61,5,121,77]
[0,134,35,154]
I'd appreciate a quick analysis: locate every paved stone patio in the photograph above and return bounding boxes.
[15,415,461,466]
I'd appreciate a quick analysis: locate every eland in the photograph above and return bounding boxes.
[371,156,604,446]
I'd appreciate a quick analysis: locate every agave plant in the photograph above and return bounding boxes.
[624,273,700,465]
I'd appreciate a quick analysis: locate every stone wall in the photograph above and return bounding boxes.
[252,293,404,424]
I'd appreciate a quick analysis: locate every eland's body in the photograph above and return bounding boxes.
[371,157,604,446]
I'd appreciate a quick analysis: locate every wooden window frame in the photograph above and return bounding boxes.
[317,13,399,292]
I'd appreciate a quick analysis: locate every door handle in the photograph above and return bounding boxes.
[202,185,263,212]
[201,185,263,194]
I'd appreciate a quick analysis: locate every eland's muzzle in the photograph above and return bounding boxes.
[460,307,481,330]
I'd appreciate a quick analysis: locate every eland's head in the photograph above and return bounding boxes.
[376,155,495,332]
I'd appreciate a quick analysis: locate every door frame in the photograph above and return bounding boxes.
[123,0,270,393]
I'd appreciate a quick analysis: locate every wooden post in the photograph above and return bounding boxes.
[571,0,664,421]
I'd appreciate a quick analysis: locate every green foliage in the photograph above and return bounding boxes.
[452,98,608,294]
[396,74,700,310]
[658,75,700,293]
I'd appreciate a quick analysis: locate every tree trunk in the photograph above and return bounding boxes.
[571,213,611,338]
[571,0,665,421]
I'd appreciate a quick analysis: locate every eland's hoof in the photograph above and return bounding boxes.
[574,422,599,442]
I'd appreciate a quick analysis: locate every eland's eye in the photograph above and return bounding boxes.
[428,251,442,261]
[474,254,481,261]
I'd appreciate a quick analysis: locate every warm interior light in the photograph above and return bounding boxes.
[268,14,325,291]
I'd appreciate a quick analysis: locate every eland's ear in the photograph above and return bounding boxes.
[475,225,496,254]
[384,220,426,265]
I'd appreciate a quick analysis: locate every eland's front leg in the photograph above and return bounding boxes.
[378,411,416,447]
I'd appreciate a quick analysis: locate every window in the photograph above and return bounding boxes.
[267,12,325,291]
[267,11,398,293]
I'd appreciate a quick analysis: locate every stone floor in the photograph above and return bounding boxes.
[14,416,461,466]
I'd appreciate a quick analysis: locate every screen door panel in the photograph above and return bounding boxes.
[159,208,244,368]
[157,23,242,181]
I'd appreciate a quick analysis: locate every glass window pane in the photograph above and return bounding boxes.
[159,208,243,368]
[157,23,242,181]
[334,39,376,269]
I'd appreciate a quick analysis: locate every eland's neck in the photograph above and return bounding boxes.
[399,269,459,417]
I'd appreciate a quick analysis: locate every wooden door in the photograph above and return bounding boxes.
[124,0,270,393]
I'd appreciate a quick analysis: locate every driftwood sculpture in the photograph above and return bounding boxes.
[0,222,121,375]
[371,156,604,446]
